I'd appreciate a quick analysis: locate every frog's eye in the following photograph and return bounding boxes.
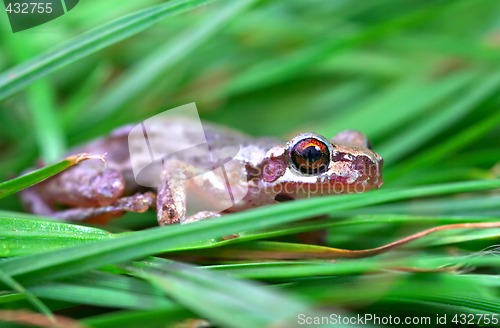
[290,137,330,174]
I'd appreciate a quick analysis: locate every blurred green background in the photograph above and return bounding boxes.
[0,1,500,326]
[1,0,498,185]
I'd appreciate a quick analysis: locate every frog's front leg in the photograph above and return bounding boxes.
[156,167,187,225]
[156,160,223,225]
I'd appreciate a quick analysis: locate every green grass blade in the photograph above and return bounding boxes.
[283,273,500,314]
[1,0,499,325]
[129,258,330,328]
[0,217,113,257]
[388,109,500,181]
[0,179,498,284]
[30,282,172,310]
[379,71,500,165]
[319,70,476,138]
[210,253,500,280]
[78,0,256,129]
[220,1,447,98]
[407,228,500,247]
[83,308,193,328]
[0,0,214,100]
[60,64,111,127]
[0,269,54,322]
[25,270,179,311]
[0,154,104,199]
[25,81,66,163]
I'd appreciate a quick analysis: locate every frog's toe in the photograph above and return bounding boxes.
[180,211,222,224]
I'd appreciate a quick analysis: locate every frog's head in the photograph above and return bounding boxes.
[259,131,383,201]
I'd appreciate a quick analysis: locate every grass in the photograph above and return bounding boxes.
[0,0,499,327]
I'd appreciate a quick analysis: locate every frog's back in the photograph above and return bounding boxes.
[68,116,278,194]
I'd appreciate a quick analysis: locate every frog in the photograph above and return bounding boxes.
[21,116,383,229]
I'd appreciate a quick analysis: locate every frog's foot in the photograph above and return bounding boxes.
[155,158,238,227]
[297,229,327,245]
[181,211,222,224]
[159,208,236,239]
[182,211,239,240]
[53,192,156,222]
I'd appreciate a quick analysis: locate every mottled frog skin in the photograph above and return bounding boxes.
[21,117,383,226]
